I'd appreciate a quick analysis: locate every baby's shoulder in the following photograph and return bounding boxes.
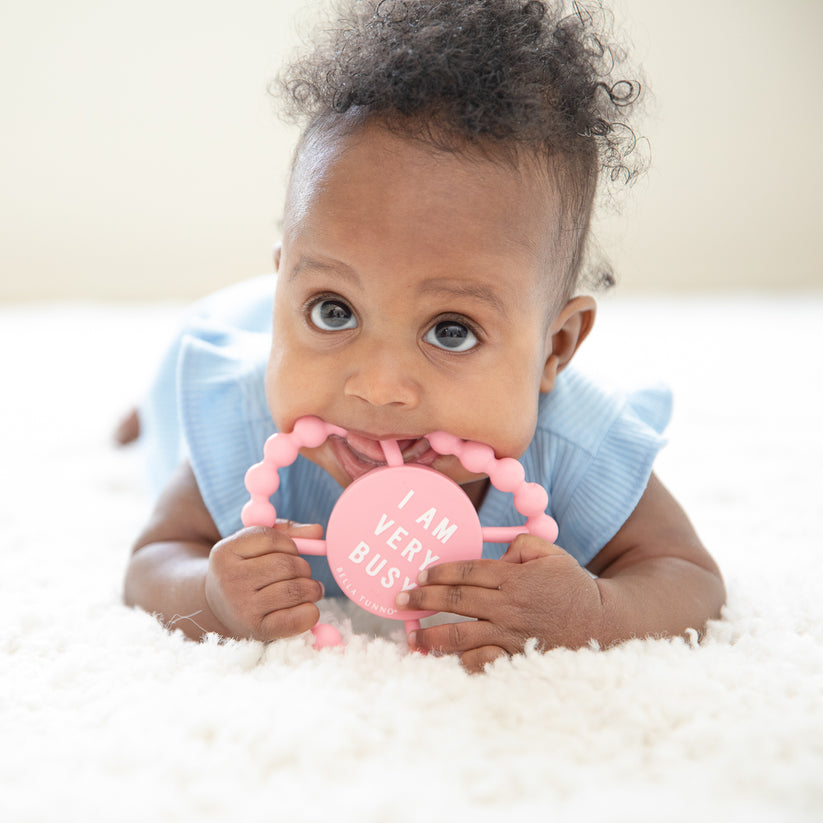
[535,368,672,456]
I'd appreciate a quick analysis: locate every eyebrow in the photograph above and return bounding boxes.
[419,279,510,319]
[289,256,509,318]
[288,256,360,284]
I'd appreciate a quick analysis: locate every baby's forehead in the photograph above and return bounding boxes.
[289,118,568,217]
[295,123,556,221]
[282,122,583,309]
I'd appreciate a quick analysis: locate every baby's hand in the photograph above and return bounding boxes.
[205,521,325,642]
[396,536,604,673]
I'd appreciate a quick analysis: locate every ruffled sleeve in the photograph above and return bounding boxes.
[138,275,275,497]
[542,370,671,566]
[478,368,671,568]
[176,320,275,538]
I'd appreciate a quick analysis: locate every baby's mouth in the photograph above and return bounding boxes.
[330,433,436,481]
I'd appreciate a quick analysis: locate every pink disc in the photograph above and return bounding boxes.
[324,464,483,620]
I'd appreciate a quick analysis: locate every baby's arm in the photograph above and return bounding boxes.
[398,473,725,671]
[584,472,724,643]
[124,462,324,641]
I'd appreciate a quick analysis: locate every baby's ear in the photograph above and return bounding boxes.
[540,296,596,393]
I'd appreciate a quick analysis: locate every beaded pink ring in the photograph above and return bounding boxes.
[242,416,557,648]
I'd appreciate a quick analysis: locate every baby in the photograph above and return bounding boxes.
[124,0,725,672]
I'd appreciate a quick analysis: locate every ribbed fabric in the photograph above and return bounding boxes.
[139,274,275,494]
[178,323,273,538]
[142,277,671,595]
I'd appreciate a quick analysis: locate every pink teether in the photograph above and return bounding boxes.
[242,416,557,649]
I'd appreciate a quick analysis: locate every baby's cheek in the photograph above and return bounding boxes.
[264,387,289,435]
[265,355,313,432]
[488,397,539,460]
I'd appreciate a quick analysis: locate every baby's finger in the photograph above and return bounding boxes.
[230,526,309,559]
[257,601,320,642]
[397,581,500,619]
[245,552,316,590]
[273,519,324,540]
[410,618,503,656]
[417,558,507,590]
[460,645,509,674]
[256,575,325,613]
[500,534,567,565]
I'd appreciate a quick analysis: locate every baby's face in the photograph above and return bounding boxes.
[267,122,568,500]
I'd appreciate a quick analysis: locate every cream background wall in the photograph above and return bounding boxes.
[1,0,821,302]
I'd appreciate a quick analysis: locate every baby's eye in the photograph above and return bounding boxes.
[424,320,479,352]
[309,298,357,331]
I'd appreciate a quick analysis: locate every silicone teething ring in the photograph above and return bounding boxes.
[241,416,558,649]
[242,416,558,544]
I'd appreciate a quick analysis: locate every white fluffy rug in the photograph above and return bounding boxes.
[2,295,822,823]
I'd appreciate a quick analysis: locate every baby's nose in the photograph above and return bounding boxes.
[343,344,420,408]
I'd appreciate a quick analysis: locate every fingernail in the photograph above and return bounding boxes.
[395,591,410,607]
[418,570,428,584]
[407,630,418,648]
[318,582,325,600]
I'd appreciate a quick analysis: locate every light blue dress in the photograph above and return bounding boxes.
[141,275,671,597]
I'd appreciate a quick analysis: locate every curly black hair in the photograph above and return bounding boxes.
[274,0,645,292]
